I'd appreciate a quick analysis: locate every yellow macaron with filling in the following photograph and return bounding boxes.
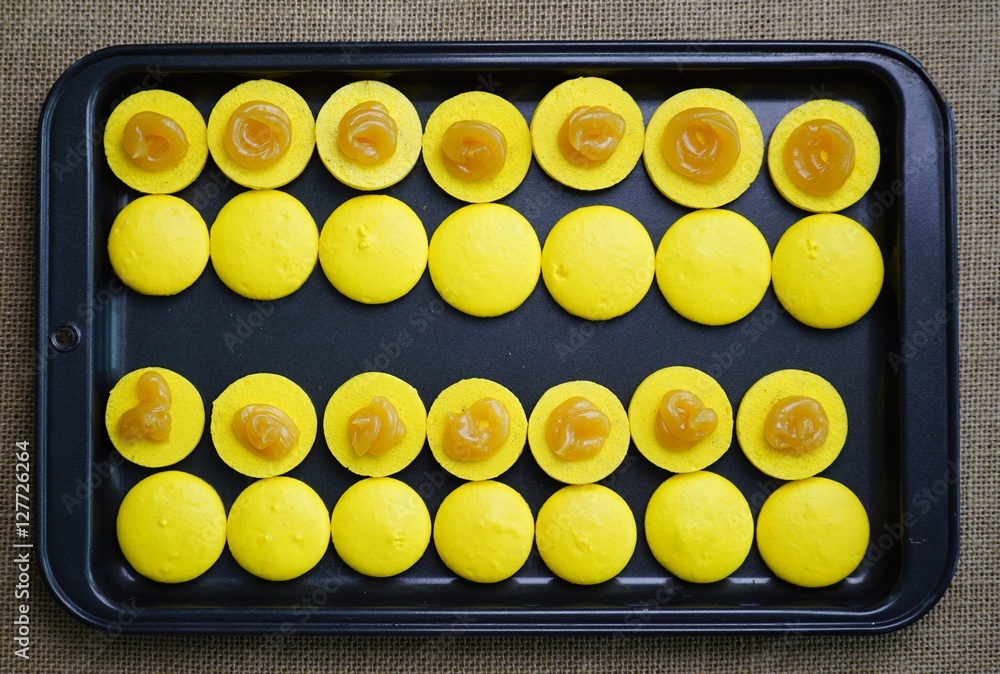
[105,366,205,468]
[531,77,645,191]
[535,484,636,585]
[207,80,315,190]
[645,471,753,583]
[433,480,534,583]
[628,366,733,473]
[655,209,771,325]
[331,477,431,577]
[771,213,883,329]
[756,477,870,587]
[104,89,208,194]
[211,373,317,478]
[116,471,226,583]
[319,195,427,304]
[323,372,427,477]
[316,80,422,190]
[527,380,629,485]
[426,378,527,481]
[108,195,210,296]
[227,477,330,581]
[428,203,541,317]
[767,99,880,213]
[210,189,318,301]
[736,369,847,480]
[644,88,763,208]
[541,205,655,320]
[422,91,532,203]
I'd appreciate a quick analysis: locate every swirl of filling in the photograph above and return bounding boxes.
[443,397,510,461]
[338,101,398,165]
[782,119,855,196]
[231,404,300,460]
[764,395,829,454]
[440,120,507,181]
[545,396,610,460]
[558,105,626,167]
[654,389,718,450]
[661,107,741,183]
[121,111,188,171]
[224,101,292,169]
[348,396,407,456]
[118,371,172,442]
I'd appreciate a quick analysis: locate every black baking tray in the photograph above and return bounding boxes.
[36,42,958,635]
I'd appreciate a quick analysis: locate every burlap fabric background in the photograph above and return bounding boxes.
[2,1,996,672]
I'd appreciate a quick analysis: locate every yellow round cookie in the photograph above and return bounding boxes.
[433,480,534,583]
[767,99,880,213]
[426,378,527,481]
[535,484,636,585]
[530,77,645,191]
[316,80,422,190]
[644,471,753,583]
[421,91,532,203]
[207,80,315,190]
[319,195,427,304]
[428,203,541,317]
[757,477,870,587]
[655,209,771,325]
[643,88,763,208]
[628,366,733,473]
[103,90,208,194]
[108,195,210,296]
[736,369,848,480]
[541,205,654,320]
[527,381,629,485]
[116,471,226,583]
[331,477,431,577]
[323,372,427,477]
[210,190,318,300]
[211,373,317,478]
[105,367,205,468]
[227,477,329,581]
[771,213,883,329]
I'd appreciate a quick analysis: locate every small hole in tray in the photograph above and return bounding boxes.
[49,322,81,352]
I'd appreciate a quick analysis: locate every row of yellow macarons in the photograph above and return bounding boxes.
[107,366,851,485]
[110,191,884,329]
[118,469,869,591]
[106,78,880,213]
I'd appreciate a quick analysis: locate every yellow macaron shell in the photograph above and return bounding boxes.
[535,484,636,585]
[207,79,315,190]
[643,88,764,208]
[756,477,870,587]
[319,195,427,304]
[771,213,884,329]
[103,89,208,194]
[644,471,753,583]
[210,189,318,300]
[736,369,848,480]
[331,477,431,577]
[433,480,534,583]
[108,195,210,296]
[227,477,330,581]
[527,381,630,485]
[655,209,771,325]
[426,378,527,481]
[422,91,532,203]
[211,373,317,478]
[323,372,427,477]
[530,77,645,191]
[316,80,422,190]
[541,205,655,320]
[767,99,880,213]
[105,367,205,468]
[628,366,733,473]
[428,203,541,317]
[116,471,226,583]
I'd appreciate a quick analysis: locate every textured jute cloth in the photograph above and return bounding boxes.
[2,1,997,672]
